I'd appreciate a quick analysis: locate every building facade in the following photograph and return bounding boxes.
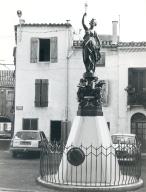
[14,23,73,144]
[14,22,146,152]
[0,70,15,138]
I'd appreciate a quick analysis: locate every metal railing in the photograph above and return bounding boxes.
[40,140,141,187]
[127,92,146,106]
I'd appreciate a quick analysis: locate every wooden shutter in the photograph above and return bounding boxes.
[30,119,38,130]
[41,79,48,107]
[128,68,143,92]
[35,79,41,107]
[139,71,144,92]
[30,38,38,63]
[50,37,58,63]
[143,71,146,92]
[23,119,30,130]
[128,68,134,87]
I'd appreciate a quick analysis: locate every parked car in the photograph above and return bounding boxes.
[10,130,48,157]
[111,133,140,162]
[0,131,11,139]
[0,123,12,139]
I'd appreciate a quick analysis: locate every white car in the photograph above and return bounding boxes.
[10,130,48,157]
[111,133,140,162]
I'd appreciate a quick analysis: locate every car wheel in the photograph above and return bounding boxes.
[12,151,17,158]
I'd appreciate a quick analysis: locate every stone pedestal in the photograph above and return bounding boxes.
[57,72,120,184]
[66,116,111,147]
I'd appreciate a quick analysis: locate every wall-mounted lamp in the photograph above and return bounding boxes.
[17,10,24,42]
[17,10,22,18]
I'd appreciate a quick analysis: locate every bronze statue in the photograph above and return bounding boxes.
[77,9,104,116]
[82,12,101,74]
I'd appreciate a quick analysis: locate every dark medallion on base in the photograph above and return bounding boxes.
[67,147,85,166]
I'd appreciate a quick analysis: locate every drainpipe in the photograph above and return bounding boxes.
[65,20,70,124]
[65,21,74,143]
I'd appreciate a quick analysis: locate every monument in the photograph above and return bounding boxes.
[57,8,120,185]
[38,4,143,191]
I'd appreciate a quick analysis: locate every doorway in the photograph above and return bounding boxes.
[131,113,146,153]
[50,121,61,143]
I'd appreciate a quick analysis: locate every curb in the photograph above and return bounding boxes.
[0,188,48,192]
[37,177,144,192]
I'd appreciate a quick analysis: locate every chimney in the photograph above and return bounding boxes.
[112,20,118,44]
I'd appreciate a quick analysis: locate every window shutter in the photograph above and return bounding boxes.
[31,119,38,130]
[129,68,141,92]
[128,68,134,86]
[23,119,30,130]
[41,79,48,107]
[143,71,146,91]
[50,37,58,63]
[139,71,144,92]
[35,79,41,107]
[30,38,38,63]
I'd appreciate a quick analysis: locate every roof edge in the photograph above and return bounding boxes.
[14,23,72,28]
[73,40,146,48]
[14,23,72,43]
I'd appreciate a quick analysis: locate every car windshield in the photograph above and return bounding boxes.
[15,131,40,140]
[112,135,136,144]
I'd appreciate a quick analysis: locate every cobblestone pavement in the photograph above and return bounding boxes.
[0,150,145,192]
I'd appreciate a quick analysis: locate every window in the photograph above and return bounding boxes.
[129,68,146,92]
[35,79,48,107]
[131,113,146,152]
[23,119,38,130]
[39,39,50,62]
[30,37,58,63]
[16,131,41,140]
[96,52,105,67]
[128,68,146,106]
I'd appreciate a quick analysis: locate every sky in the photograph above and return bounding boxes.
[0,0,146,69]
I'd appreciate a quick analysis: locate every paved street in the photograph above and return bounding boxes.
[0,149,146,192]
[0,150,49,192]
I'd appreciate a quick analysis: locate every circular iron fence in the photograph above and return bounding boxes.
[39,140,141,187]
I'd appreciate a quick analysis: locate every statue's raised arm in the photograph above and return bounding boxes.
[82,13,88,31]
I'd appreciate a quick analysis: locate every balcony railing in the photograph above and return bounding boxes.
[128,92,146,106]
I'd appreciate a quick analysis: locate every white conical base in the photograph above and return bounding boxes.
[57,116,120,184]
[67,116,112,147]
